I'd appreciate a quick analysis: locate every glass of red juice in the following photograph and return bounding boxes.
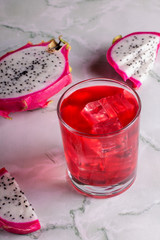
[57,78,141,198]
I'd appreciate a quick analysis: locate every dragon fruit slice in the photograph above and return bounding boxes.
[0,168,41,234]
[0,36,72,119]
[107,32,160,88]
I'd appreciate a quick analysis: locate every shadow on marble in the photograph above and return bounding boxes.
[88,47,134,89]
[88,47,120,78]
[1,147,81,197]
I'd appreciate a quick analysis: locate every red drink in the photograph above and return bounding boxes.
[57,79,141,198]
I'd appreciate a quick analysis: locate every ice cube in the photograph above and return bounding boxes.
[106,92,134,115]
[81,97,122,134]
[81,99,104,125]
[81,130,128,159]
[94,119,122,134]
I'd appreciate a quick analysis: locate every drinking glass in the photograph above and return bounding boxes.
[57,78,141,198]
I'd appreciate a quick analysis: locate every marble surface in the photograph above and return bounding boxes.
[1,0,160,239]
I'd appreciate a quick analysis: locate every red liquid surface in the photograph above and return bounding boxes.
[60,86,140,186]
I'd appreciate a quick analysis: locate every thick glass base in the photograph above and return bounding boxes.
[68,170,136,198]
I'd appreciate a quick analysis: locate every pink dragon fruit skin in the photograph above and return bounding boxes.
[0,40,72,119]
[0,216,41,235]
[0,167,41,234]
[107,32,160,88]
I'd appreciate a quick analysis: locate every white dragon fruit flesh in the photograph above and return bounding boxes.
[0,36,72,119]
[0,168,41,234]
[107,32,160,88]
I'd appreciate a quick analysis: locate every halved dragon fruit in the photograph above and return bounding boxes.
[0,36,72,119]
[107,32,160,88]
[0,167,41,234]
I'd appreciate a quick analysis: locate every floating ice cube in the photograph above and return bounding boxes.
[81,92,134,134]
[81,96,122,134]
[80,93,134,161]
[81,99,109,125]
[105,93,134,116]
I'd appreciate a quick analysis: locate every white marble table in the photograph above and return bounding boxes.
[1,0,160,239]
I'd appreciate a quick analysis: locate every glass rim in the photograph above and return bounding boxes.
[57,78,141,137]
